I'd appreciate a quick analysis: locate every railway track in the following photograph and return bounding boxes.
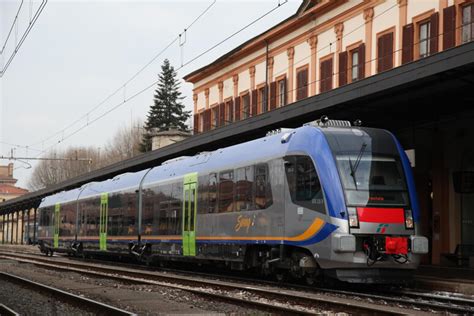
[0,250,407,315]
[0,271,135,315]
[2,251,474,314]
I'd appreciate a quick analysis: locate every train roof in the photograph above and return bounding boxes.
[39,187,82,208]
[38,123,363,206]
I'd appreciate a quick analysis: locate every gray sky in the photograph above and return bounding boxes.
[0,0,300,188]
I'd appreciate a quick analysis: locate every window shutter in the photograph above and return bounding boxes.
[358,43,365,79]
[338,51,348,86]
[443,6,456,50]
[377,35,384,73]
[385,33,394,70]
[270,82,277,109]
[219,103,225,127]
[234,97,241,121]
[302,68,308,98]
[204,109,211,132]
[327,58,333,91]
[320,59,332,93]
[282,77,287,105]
[320,61,326,93]
[296,70,302,100]
[430,12,439,54]
[193,114,199,134]
[251,89,257,116]
[203,110,207,132]
[402,23,414,64]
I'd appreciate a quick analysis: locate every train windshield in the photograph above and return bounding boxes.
[323,127,410,207]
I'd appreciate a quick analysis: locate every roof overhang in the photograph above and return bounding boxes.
[183,0,344,84]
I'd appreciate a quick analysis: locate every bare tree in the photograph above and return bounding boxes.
[102,119,143,165]
[28,147,97,190]
[28,120,144,190]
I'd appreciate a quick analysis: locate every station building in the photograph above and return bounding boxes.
[185,0,474,265]
[0,164,28,243]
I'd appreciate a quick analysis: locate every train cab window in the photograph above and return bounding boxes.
[255,164,272,209]
[219,170,234,213]
[284,156,325,213]
[208,173,218,213]
[235,166,254,211]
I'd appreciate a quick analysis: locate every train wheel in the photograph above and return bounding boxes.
[305,275,316,286]
[275,270,288,283]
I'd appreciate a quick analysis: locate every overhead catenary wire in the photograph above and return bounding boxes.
[27,0,217,149]
[0,0,24,55]
[33,0,290,154]
[0,0,48,78]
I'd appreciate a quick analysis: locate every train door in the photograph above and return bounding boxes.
[99,193,108,251]
[183,173,198,256]
[53,203,60,248]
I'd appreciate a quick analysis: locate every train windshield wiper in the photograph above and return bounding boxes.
[349,143,367,189]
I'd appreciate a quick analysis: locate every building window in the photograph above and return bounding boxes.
[225,100,233,124]
[199,114,204,132]
[258,87,267,113]
[296,67,308,101]
[462,4,474,43]
[377,31,394,73]
[419,21,431,58]
[350,50,359,82]
[241,93,250,119]
[320,58,333,93]
[212,106,218,128]
[278,78,286,107]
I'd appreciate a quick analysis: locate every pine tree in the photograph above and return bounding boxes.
[140,59,190,152]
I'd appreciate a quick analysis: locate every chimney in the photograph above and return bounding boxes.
[8,163,13,177]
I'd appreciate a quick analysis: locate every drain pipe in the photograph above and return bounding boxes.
[265,39,269,112]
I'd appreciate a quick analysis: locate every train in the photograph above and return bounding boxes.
[36,118,428,284]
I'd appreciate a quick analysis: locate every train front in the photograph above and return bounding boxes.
[320,126,428,283]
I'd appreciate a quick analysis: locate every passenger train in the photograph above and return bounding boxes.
[37,118,428,283]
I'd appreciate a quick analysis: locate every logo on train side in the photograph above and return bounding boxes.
[376,224,389,234]
[235,215,254,233]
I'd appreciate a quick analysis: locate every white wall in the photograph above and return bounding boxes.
[407,0,438,21]
[197,91,205,111]
[209,85,219,105]
[272,51,288,81]
[342,13,365,49]
[223,77,233,99]
[238,70,250,93]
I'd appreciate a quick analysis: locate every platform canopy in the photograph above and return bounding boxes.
[1,41,473,215]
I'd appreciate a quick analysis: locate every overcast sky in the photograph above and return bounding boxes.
[0,0,300,188]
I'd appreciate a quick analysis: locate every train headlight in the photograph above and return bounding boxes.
[405,209,414,229]
[347,207,359,228]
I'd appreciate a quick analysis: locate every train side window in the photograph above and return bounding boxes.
[208,173,218,213]
[235,166,255,211]
[284,156,325,213]
[255,164,273,209]
[198,175,209,214]
[219,170,235,213]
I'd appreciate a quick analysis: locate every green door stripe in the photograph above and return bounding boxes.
[183,173,198,257]
[100,193,108,251]
[54,203,60,248]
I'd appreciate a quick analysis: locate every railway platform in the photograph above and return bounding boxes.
[415,265,474,295]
